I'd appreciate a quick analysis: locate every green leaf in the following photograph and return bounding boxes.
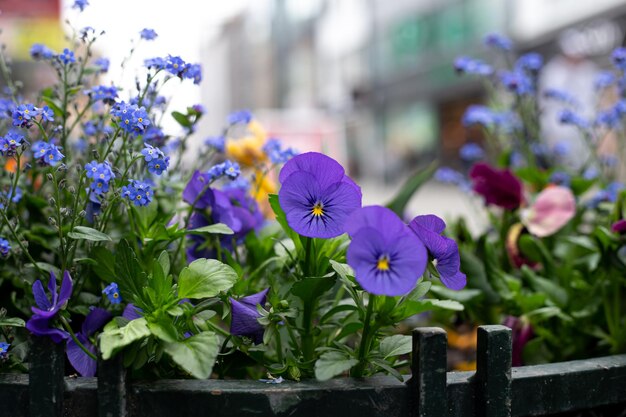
[429,286,481,302]
[268,193,303,253]
[178,258,238,299]
[386,161,437,216]
[188,223,234,235]
[90,247,116,282]
[67,226,112,242]
[114,240,148,308]
[291,276,336,304]
[426,299,464,311]
[163,331,219,379]
[315,351,358,381]
[157,251,170,277]
[379,335,412,359]
[460,247,501,303]
[521,266,568,307]
[41,96,64,117]
[0,317,25,327]
[171,111,191,128]
[148,319,178,343]
[99,318,151,360]
[403,280,432,302]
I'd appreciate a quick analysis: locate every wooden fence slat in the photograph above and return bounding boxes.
[475,325,512,417]
[98,355,127,417]
[410,327,448,417]
[29,336,65,417]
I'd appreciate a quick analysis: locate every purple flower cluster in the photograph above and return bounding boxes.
[263,138,297,164]
[59,48,76,65]
[85,85,118,104]
[85,160,115,195]
[122,180,153,206]
[25,271,72,343]
[30,44,55,60]
[0,131,25,156]
[278,152,362,239]
[454,56,493,76]
[32,141,64,166]
[141,144,170,175]
[144,55,202,84]
[484,33,513,51]
[111,102,151,136]
[12,104,53,128]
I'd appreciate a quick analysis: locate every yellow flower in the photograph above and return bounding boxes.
[224,119,269,167]
[251,169,277,219]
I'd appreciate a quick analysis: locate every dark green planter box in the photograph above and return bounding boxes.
[2,325,625,417]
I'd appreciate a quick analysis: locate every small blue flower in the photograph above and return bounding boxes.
[0,237,10,257]
[59,48,76,65]
[549,171,570,186]
[122,180,153,206]
[12,104,38,128]
[205,136,225,152]
[147,157,169,175]
[86,85,118,104]
[227,110,253,125]
[262,138,297,164]
[484,33,513,51]
[595,108,621,129]
[90,178,110,195]
[223,160,240,179]
[144,57,167,70]
[500,70,534,95]
[73,0,89,11]
[559,109,589,129]
[140,28,158,41]
[459,143,484,162]
[543,88,578,106]
[166,55,186,77]
[102,282,122,304]
[0,342,9,357]
[84,160,115,193]
[435,167,465,185]
[595,71,615,90]
[462,105,494,127]
[40,106,54,122]
[611,47,626,71]
[515,53,543,73]
[0,131,25,156]
[32,141,64,166]
[454,56,493,76]
[184,63,202,84]
[111,102,151,136]
[94,57,109,73]
[141,143,165,162]
[30,44,55,60]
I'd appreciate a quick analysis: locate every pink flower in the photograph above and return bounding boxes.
[522,186,576,237]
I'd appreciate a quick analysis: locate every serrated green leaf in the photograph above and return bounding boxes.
[315,351,358,381]
[163,331,219,379]
[68,226,112,242]
[379,335,412,359]
[178,258,238,299]
[99,318,150,360]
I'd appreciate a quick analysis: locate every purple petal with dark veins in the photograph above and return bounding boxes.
[67,334,97,376]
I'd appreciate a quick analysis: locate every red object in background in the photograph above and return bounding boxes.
[0,0,60,19]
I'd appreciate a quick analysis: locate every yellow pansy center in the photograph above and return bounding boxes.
[312,203,324,217]
[377,255,390,271]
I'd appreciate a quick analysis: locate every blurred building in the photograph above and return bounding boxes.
[201,0,626,183]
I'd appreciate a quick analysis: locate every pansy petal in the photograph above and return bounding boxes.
[47,271,58,307]
[58,271,73,307]
[67,335,97,377]
[410,214,446,235]
[32,280,51,311]
[82,308,112,337]
[344,206,406,239]
[278,152,345,189]
[122,304,142,321]
[213,190,243,233]
[240,288,269,309]
[182,171,214,209]
[26,316,69,343]
[230,298,264,344]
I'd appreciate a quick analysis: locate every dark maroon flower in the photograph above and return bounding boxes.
[469,163,523,210]
[230,288,269,344]
[503,316,534,366]
[611,219,626,234]
[26,271,73,343]
[66,308,112,376]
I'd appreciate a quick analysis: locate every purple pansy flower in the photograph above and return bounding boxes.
[122,304,142,320]
[183,171,215,209]
[66,308,112,377]
[230,288,269,344]
[278,152,362,239]
[345,206,427,296]
[25,271,73,343]
[409,215,466,290]
[469,162,523,210]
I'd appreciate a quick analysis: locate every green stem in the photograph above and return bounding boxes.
[0,210,45,276]
[301,298,315,363]
[275,326,284,363]
[353,294,376,377]
[60,316,97,361]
